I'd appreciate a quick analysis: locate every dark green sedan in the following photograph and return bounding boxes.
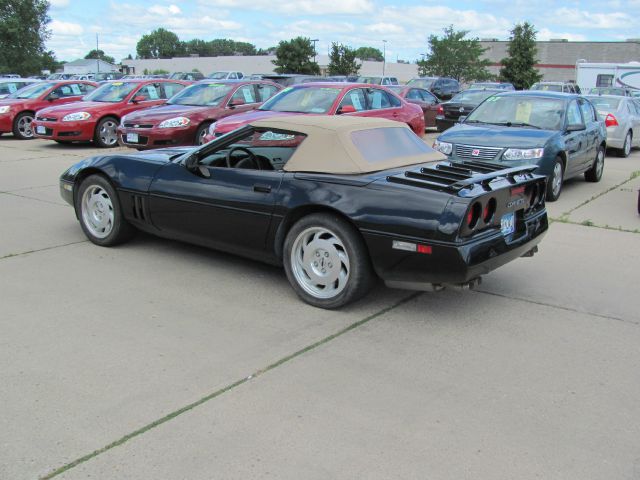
[433,91,607,201]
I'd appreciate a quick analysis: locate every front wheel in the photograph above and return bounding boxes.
[76,174,134,246]
[195,122,212,145]
[94,117,119,148]
[12,112,35,139]
[585,146,604,182]
[619,131,632,158]
[283,213,374,309]
[546,158,564,202]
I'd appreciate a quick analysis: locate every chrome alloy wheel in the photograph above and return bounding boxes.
[595,148,605,178]
[99,120,118,146]
[81,185,114,238]
[624,132,632,156]
[290,227,350,299]
[198,127,208,145]
[17,114,34,138]
[551,162,563,198]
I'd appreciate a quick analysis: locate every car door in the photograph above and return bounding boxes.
[355,87,402,121]
[148,133,284,256]
[579,98,600,168]
[121,83,167,116]
[563,99,588,176]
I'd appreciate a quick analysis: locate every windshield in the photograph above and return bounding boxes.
[451,90,497,104]
[466,95,566,130]
[209,72,228,79]
[585,96,621,111]
[589,87,625,96]
[530,83,563,92]
[168,83,233,106]
[8,82,54,99]
[259,86,341,114]
[83,82,138,102]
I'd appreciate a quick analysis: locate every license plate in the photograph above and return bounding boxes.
[126,133,138,143]
[501,212,515,236]
[36,125,46,135]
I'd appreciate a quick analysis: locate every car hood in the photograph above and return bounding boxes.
[0,98,29,108]
[124,104,211,123]
[215,110,303,132]
[439,123,557,148]
[37,101,119,116]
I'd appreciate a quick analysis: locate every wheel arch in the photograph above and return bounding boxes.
[72,167,112,218]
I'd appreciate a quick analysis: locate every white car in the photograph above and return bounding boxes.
[207,71,244,80]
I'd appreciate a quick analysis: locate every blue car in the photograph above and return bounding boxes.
[433,91,607,201]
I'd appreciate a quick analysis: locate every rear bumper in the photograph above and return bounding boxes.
[605,126,625,149]
[435,116,456,131]
[117,126,195,149]
[32,119,95,141]
[364,210,548,290]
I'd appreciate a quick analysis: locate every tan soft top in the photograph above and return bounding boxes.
[249,115,446,174]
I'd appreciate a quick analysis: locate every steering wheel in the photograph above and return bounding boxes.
[225,146,261,170]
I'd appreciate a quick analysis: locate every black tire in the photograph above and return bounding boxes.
[585,146,605,182]
[546,157,564,202]
[12,112,35,139]
[195,122,212,145]
[93,117,119,148]
[75,174,135,246]
[618,131,632,157]
[283,213,374,309]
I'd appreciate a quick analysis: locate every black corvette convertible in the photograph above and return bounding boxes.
[60,116,548,309]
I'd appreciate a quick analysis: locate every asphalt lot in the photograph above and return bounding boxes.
[1,134,639,480]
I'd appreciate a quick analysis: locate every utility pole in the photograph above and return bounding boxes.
[311,38,319,65]
[382,40,387,76]
[96,33,100,75]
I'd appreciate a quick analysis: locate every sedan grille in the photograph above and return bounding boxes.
[36,116,57,122]
[455,144,502,161]
[123,122,153,129]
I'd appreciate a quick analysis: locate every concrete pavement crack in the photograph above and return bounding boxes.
[0,240,88,260]
[39,291,423,479]
[475,288,638,326]
[0,190,67,207]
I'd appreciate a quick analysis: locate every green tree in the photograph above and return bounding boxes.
[85,49,115,65]
[417,25,492,82]
[354,46,384,62]
[136,28,183,59]
[272,37,320,74]
[0,0,51,75]
[499,22,542,89]
[327,43,361,75]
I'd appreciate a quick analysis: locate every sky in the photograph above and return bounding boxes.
[46,0,640,63]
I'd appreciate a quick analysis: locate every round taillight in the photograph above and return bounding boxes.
[483,197,497,223]
[467,202,481,229]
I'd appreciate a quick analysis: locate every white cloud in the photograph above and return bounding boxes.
[50,20,84,36]
[148,4,181,16]
[364,23,405,35]
[49,0,70,7]
[537,28,587,42]
[198,0,373,15]
[551,9,634,29]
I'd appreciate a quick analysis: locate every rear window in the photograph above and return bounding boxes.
[585,96,621,111]
[531,83,563,92]
[451,90,497,104]
[351,127,434,163]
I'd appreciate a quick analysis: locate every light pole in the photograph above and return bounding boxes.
[382,40,387,76]
[311,38,319,65]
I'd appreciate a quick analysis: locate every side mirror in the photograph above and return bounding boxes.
[566,123,586,132]
[48,92,60,101]
[337,105,356,114]
[131,95,147,103]
[184,153,210,178]
[228,98,245,108]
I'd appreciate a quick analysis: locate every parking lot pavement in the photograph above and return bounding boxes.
[1,138,639,479]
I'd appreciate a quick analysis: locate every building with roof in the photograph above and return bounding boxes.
[63,59,119,75]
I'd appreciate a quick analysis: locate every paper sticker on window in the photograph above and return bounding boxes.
[371,91,382,109]
[146,85,159,99]
[8,83,17,93]
[112,82,123,86]
[242,87,255,103]
[70,84,81,95]
[61,86,71,95]
[351,93,363,111]
[515,101,532,123]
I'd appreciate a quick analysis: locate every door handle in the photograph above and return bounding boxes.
[253,184,271,193]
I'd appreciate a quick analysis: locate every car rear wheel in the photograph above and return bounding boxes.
[546,158,564,202]
[12,112,35,139]
[585,146,605,182]
[619,131,632,157]
[195,122,212,145]
[76,174,134,246]
[283,213,374,309]
[94,117,119,148]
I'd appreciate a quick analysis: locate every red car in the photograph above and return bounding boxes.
[202,82,425,142]
[386,85,440,128]
[32,79,190,147]
[117,80,281,149]
[0,80,97,140]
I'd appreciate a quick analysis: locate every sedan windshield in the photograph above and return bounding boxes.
[209,72,229,79]
[585,96,621,111]
[83,82,138,102]
[168,83,234,106]
[466,95,566,130]
[259,86,341,114]
[530,83,563,92]
[589,87,626,96]
[450,90,498,104]
[8,82,54,99]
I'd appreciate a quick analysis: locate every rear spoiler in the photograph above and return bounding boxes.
[386,160,540,194]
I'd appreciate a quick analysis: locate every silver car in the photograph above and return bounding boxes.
[586,95,640,157]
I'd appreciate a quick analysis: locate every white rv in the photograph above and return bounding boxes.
[576,62,640,92]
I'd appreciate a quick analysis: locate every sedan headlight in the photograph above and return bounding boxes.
[433,139,453,155]
[62,112,91,122]
[503,148,544,161]
[158,117,190,128]
[0,106,11,114]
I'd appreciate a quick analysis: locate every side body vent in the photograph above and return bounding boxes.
[131,195,150,223]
